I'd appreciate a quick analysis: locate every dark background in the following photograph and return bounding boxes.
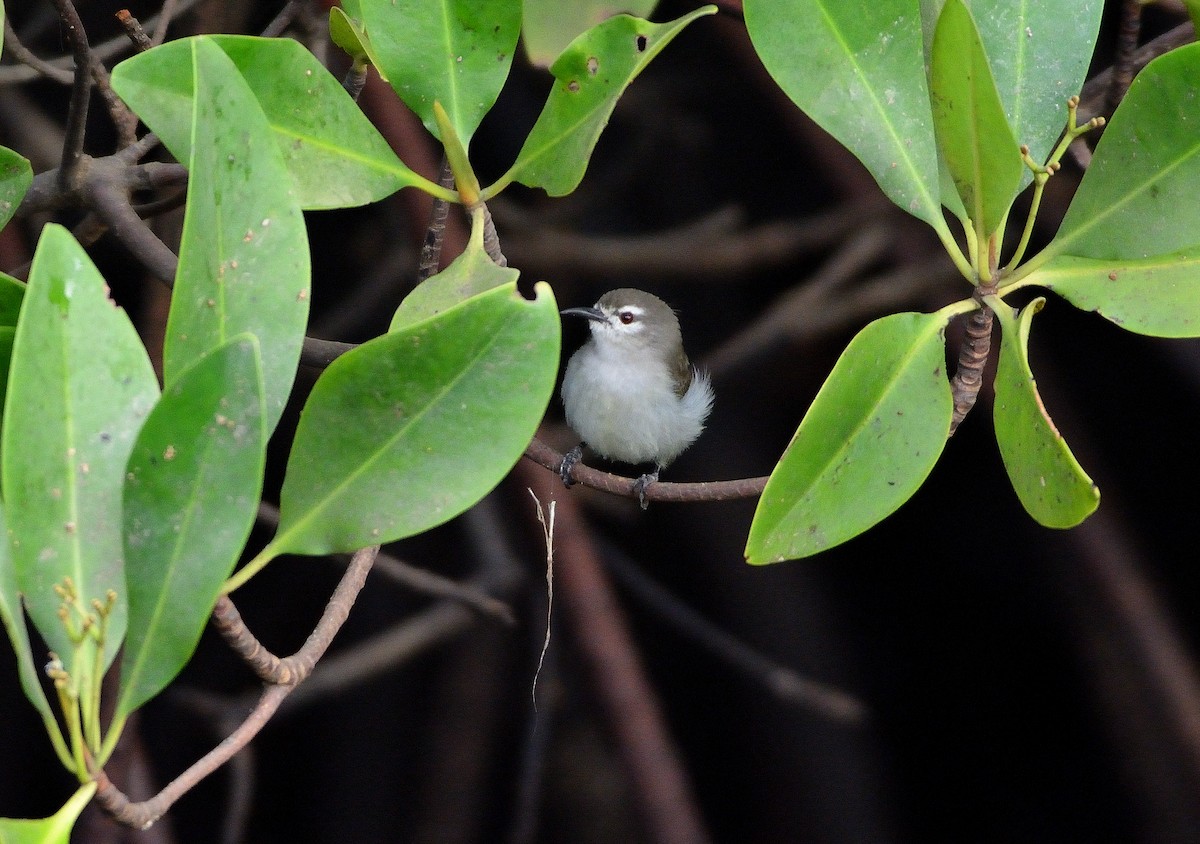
[2,0,1200,841]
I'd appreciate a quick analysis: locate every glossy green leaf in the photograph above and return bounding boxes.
[496,7,714,197]
[922,0,1102,189]
[744,0,945,232]
[167,38,308,436]
[118,336,265,716]
[1029,251,1200,338]
[0,271,24,326]
[746,311,953,563]
[929,0,1021,238]
[390,214,518,331]
[1038,44,1200,264]
[111,35,429,209]
[0,146,32,231]
[991,297,1098,528]
[1,225,159,674]
[270,282,559,557]
[0,501,56,726]
[0,783,97,844]
[358,0,521,146]
[522,0,658,67]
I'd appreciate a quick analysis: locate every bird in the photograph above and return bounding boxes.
[559,288,713,509]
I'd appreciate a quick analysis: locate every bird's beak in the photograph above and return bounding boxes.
[560,306,606,323]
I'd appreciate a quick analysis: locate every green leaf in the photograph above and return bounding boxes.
[746,311,952,563]
[744,0,945,232]
[118,336,265,716]
[270,282,559,557]
[0,501,57,726]
[0,783,97,844]
[0,146,32,231]
[522,0,658,67]
[922,0,1103,189]
[389,213,518,331]
[1,225,159,675]
[991,297,1098,528]
[329,7,369,63]
[929,0,1021,238]
[111,35,429,209]
[495,7,714,197]
[1029,251,1200,338]
[0,271,24,326]
[167,38,309,436]
[358,0,522,146]
[1038,43,1200,263]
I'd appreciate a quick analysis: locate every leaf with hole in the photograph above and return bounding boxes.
[494,7,716,197]
[167,38,308,436]
[111,35,430,209]
[991,297,1098,527]
[1,225,159,675]
[522,0,659,67]
[269,282,559,557]
[746,311,953,563]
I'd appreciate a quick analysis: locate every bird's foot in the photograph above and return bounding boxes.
[632,469,660,510]
[560,444,584,487]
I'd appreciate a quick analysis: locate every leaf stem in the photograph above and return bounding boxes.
[221,544,279,595]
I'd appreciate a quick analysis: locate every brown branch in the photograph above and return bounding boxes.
[948,298,995,437]
[1109,0,1146,117]
[49,0,92,190]
[93,545,379,829]
[525,436,767,502]
[1,19,75,84]
[417,157,456,282]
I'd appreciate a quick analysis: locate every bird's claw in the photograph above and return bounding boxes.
[633,470,660,510]
[560,444,584,487]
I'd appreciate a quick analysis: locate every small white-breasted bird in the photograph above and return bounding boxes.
[559,288,714,508]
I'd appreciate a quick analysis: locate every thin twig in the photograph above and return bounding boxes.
[49,0,92,191]
[2,19,75,83]
[93,545,379,829]
[1109,0,1145,117]
[417,157,456,282]
[526,437,767,503]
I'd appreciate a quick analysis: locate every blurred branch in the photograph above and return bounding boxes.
[93,545,379,829]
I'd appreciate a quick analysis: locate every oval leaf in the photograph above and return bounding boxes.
[930,0,1021,238]
[746,312,952,563]
[991,297,1098,527]
[522,0,658,67]
[0,501,57,725]
[495,7,716,197]
[1041,43,1200,263]
[0,146,32,231]
[1029,251,1200,338]
[118,335,266,717]
[270,282,560,557]
[111,35,429,209]
[745,0,945,231]
[358,0,521,146]
[389,214,518,332]
[1,225,159,674]
[167,38,309,436]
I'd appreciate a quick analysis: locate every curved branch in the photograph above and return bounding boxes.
[524,437,767,502]
[94,545,379,829]
[49,0,92,190]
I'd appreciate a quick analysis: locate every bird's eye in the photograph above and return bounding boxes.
[619,311,635,324]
